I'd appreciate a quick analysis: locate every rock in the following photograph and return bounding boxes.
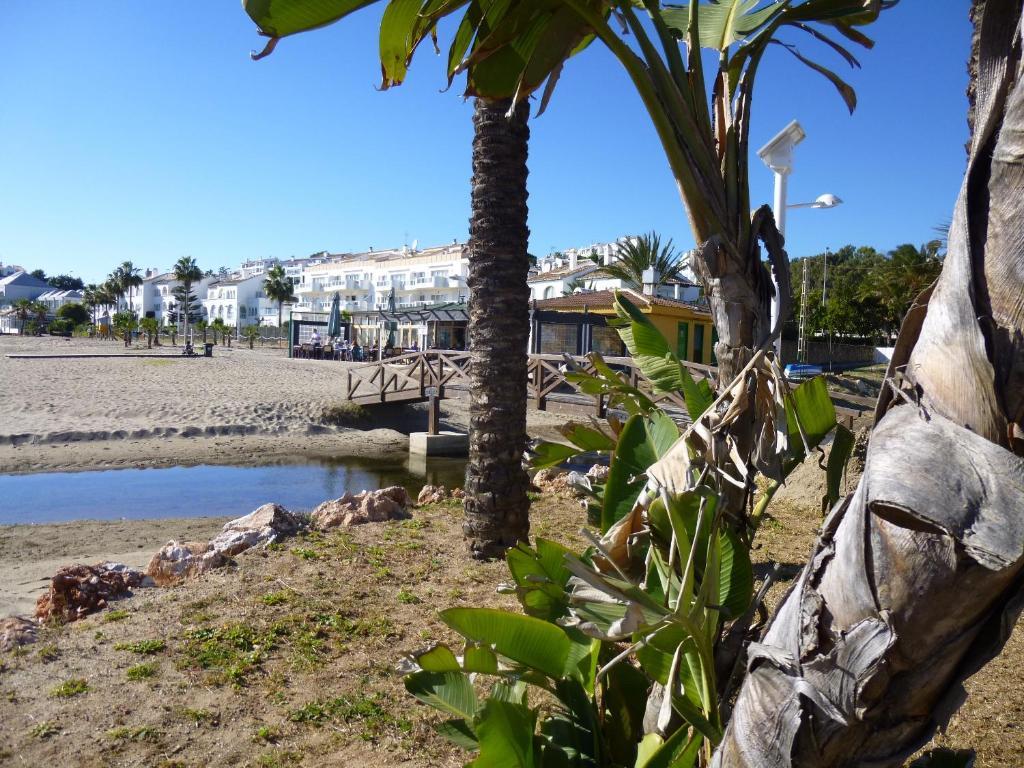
[417,484,465,504]
[35,563,145,624]
[209,503,300,557]
[311,486,412,530]
[145,541,226,587]
[586,463,610,482]
[0,616,37,652]
[533,467,576,494]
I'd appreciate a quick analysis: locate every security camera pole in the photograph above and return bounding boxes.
[758,120,843,365]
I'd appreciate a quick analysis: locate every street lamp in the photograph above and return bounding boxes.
[757,121,843,361]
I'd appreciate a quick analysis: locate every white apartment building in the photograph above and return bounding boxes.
[129,272,216,326]
[295,242,469,315]
[529,238,701,303]
[202,275,282,328]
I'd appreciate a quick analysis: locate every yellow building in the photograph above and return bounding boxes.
[532,288,715,365]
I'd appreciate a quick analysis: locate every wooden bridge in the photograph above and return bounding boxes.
[342,350,870,425]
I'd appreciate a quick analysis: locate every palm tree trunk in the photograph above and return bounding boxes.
[714,3,1024,764]
[462,97,532,559]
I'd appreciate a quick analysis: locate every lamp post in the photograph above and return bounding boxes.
[757,121,843,362]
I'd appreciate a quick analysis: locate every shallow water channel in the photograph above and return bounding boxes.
[0,456,467,525]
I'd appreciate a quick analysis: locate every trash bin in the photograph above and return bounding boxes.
[204,343,214,357]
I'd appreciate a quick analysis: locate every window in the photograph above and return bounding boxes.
[676,322,689,360]
[543,286,554,299]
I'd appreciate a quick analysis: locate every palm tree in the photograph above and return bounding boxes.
[592,232,687,292]
[562,277,594,296]
[110,261,142,313]
[857,241,944,337]
[243,0,588,558]
[262,265,297,334]
[172,256,203,343]
[12,299,33,335]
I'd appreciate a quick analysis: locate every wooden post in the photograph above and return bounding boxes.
[428,395,440,435]
[535,365,547,411]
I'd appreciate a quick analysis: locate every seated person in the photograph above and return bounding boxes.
[310,329,322,346]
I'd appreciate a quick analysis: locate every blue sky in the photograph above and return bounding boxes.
[2,2,971,284]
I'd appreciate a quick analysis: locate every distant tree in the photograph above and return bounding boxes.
[56,302,90,326]
[858,241,944,337]
[210,316,228,345]
[592,233,688,290]
[172,257,203,341]
[194,318,209,344]
[217,266,230,278]
[12,299,33,334]
[48,274,85,290]
[29,269,46,282]
[243,322,261,349]
[108,262,142,311]
[262,265,297,330]
[139,316,160,348]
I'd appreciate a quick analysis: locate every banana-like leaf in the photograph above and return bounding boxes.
[772,40,856,112]
[603,661,649,765]
[243,0,380,39]
[436,718,480,749]
[470,698,537,768]
[441,607,590,680]
[559,422,616,452]
[531,440,582,469]
[635,726,702,768]
[664,0,784,51]
[825,423,855,506]
[611,291,715,421]
[506,539,573,621]
[405,670,479,719]
[602,412,679,532]
[783,375,837,460]
[464,643,500,674]
[416,643,462,671]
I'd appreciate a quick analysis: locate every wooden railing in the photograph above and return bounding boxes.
[342,350,873,425]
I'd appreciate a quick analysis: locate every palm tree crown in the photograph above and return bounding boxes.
[173,256,204,339]
[263,265,297,330]
[591,232,688,292]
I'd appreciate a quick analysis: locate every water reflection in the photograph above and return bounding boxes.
[0,456,468,525]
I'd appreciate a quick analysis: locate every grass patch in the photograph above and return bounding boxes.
[126,662,158,681]
[107,725,162,742]
[104,609,130,623]
[115,639,166,655]
[288,693,411,741]
[254,725,282,744]
[180,708,219,727]
[177,623,280,686]
[29,721,59,739]
[396,588,421,605]
[290,547,321,561]
[51,678,89,698]
[261,591,289,606]
[36,643,60,662]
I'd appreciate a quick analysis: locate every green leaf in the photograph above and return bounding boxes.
[826,423,855,506]
[772,40,857,113]
[717,527,753,619]
[416,644,461,672]
[379,0,426,87]
[603,661,649,765]
[243,0,380,39]
[531,440,582,469]
[464,643,499,674]
[559,423,616,452]
[435,718,479,750]
[470,698,537,768]
[505,540,572,621]
[440,608,589,680]
[405,670,478,719]
[602,413,678,532]
[635,726,702,768]
[784,375,837,460]
[684,0,783,51]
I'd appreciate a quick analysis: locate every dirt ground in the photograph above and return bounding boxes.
[0,480,1021,766]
